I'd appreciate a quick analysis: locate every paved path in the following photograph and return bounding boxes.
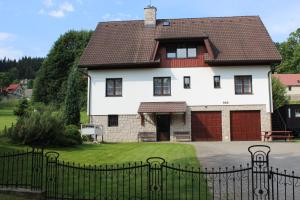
[192,141,300,175]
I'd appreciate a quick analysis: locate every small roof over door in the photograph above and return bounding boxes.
[138,102,187,113]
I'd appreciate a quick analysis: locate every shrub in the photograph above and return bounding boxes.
[64,125,82,145]
[5,110,82,147]
[14,98,30,117]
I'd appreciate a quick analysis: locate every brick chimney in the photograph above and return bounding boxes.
[144,6,157,28]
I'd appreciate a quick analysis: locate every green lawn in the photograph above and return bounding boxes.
[0,107,17,131]
[0,137,198,166]
[0,193,32,200]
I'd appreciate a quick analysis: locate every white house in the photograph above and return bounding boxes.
[79,6,281,142]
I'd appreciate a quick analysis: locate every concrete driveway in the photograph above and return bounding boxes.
[192,141,300,175]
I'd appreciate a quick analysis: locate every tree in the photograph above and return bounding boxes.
[64,64,81,125]
[276,28,300,73]
[33,30,92,105]
[272,77,288,110]
[14,98,30,117]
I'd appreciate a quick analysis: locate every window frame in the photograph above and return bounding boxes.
[108,115,118,127]
[106,78,122,97]
[153,77,171,96]
[183,76,191,89]
[295,109,300,118]
[166,44,197,59]
[234,75,253,95]
[214,76,221,89]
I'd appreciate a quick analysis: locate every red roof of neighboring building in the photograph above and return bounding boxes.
[273,74,300,86]
[5,83,21,92]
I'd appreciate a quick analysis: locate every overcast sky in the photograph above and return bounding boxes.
[0,0,300,60]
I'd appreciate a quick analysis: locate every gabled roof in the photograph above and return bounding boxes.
[6,83,21,92]
[79,16,281,68]
[273,74,300,86]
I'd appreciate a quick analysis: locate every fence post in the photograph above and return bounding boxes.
[147,157,165,200]
[45,151,59,200]
[248,145,271,200]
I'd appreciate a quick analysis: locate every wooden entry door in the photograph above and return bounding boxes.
[156,115,170,141]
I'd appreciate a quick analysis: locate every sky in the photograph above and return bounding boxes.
[0,0,300,60]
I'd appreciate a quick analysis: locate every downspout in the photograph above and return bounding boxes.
[78,69,92,124]
[268,66,274,114]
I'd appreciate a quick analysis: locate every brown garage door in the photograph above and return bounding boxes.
[191,111,222,141]
[230,111,261,141]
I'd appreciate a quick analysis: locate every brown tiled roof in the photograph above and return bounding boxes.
[138,102,187,113]
[79,16,281,68]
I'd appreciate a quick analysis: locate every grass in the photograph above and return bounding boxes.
[0,138,211,199]
[0,107,17,132]
[0,193,32,200]
[0,137,198,166]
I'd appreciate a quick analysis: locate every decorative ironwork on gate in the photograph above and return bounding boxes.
[1,145,300,199]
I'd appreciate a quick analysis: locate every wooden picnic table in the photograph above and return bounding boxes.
[262,131,294,142]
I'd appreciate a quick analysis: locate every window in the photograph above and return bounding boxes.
[177,45,187,58]
[288,108,291,118]
[108,115,118,127]
[154,77,171,96]
[166,44,197,59]
[184,76,191,89]
[295,109,300,118]
[234,76,252,94]
[288,86,292,91]
[166,47,176,58]
[106,78,122,97]
[214,76,221,88]
[187,46,197,58]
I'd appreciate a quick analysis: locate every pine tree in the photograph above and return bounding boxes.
[64,64,81,125]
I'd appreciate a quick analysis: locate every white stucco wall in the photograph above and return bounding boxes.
[88,66,271,115]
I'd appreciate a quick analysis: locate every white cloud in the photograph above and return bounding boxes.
[48,2,74,18]
[0,32,14,41]
[0,46,23,60]
[39,1,74,18]
[102,13,138,21]
[43,0,54,7]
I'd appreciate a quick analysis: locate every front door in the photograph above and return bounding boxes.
[156,115,170,141]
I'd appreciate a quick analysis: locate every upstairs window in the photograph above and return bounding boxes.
[235,76,252,95]
[166,44,197,59]
[214,76,221,88]
[154,77,171,96]
[106,78,122,97]
[184,76,191,89]
[166,47,176,58]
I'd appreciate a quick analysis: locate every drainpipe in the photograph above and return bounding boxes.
[268,66,274,114]
[78,69,92,124]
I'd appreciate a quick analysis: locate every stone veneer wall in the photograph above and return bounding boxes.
[91,114,156,142]
[91,104,271,142]
[189,104,271,142]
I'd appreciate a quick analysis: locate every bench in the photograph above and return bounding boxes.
[262,131,294,142]
[138,132,156,142]
[173,131,191,142]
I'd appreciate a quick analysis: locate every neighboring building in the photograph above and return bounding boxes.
[272,104,300,137]
[79,6,281,142]
[5,83,23,98]
[273,74,300,101]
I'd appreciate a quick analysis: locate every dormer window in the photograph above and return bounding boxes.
[166,44,197,59]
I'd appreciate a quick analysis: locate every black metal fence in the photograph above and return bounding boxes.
[0,145,300,199]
